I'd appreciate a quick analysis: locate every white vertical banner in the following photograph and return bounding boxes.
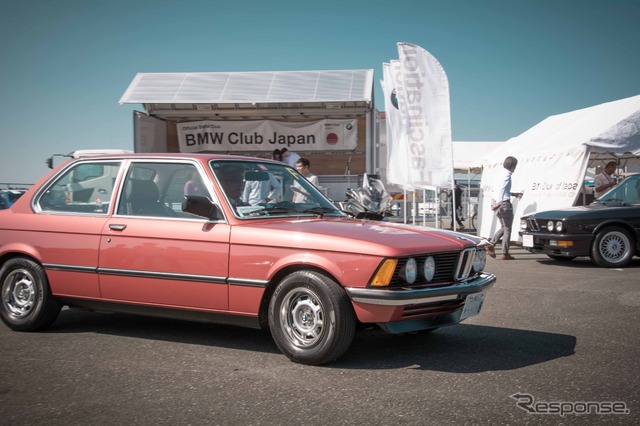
[382,61,413,189]
[396,42,454,189]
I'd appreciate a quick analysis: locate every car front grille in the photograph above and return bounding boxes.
[390,248,477,287]
[526,218,540,231]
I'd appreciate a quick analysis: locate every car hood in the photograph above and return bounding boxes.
[231,217,481,257]
[523,204,640,221]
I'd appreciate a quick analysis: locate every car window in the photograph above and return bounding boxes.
[38,161,122,214]
[599,175,640,204]
[210,159,343,218]
[117,162,206,218]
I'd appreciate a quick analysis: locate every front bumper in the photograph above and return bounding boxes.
[345,272,495,333]
[520,231,592,257]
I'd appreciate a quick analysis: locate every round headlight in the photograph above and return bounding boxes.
[520,219,527,231]
[547,220,555,232]
[555,221,563,232]
[473,249,486,272]
[423,256,435,282]
[400,258,417,284]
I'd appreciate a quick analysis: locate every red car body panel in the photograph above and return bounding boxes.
[1,154,495,349]
[99,217,231,310]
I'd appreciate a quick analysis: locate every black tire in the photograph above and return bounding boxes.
[268,270,355,365]
[547,254,576,262]
[0,257,62,331]
[590,226,635,268]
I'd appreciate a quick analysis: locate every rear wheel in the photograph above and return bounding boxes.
[590,227,635,268]
[269,270,355,365]
[0,257,62,331]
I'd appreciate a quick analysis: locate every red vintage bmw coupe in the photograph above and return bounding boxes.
[0,154,495,364]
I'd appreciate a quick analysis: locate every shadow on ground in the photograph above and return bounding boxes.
[46,308,575,371]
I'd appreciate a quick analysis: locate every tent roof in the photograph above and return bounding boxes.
[119,69,374,120]
[453,141,503,171]
[120,69,374,104]
[481,94,640,167]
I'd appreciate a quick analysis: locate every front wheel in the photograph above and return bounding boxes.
[269,271,355,365]
[590,227,635,268]
[0,257,62,331]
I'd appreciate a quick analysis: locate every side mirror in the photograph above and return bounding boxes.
[182,195,223,220]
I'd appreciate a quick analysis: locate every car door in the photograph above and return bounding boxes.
[33,160,124,298]
[98,161,231,310]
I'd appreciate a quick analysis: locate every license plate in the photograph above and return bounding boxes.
[523,234,534,248]
[461,290,486,320]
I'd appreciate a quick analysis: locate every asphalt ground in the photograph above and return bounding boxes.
[1,247,639,425]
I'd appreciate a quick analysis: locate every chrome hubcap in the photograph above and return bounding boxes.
[2,269,37,319]
[599,232,629,263]
[280,289,325,348]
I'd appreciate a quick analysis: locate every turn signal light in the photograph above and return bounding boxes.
[370,259,398,287]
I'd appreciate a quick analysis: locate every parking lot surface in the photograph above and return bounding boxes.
[1,247,638,425]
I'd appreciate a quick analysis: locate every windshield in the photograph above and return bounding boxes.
[209,159,345,218]
[596,174,640,205]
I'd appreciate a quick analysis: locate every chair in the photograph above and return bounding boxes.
[125,179,173,216]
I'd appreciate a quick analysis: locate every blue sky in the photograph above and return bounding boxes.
[1,0,639,184]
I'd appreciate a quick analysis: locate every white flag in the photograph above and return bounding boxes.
[395,42,454,188]
[382,61,413,189]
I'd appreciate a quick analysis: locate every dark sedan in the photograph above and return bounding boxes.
[0,190,26,210]
[520,174,640,267]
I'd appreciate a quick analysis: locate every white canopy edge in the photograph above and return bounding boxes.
[480,94,640,169]
[119,69,374,105]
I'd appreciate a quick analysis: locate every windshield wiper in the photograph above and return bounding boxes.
[302,207,341,217]
[599,198,627,206]
[264,207,297,215]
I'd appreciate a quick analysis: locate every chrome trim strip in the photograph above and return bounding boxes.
[43,264,97,273]
[43,264,227,284]
[227,278,269,288]
[98,268,226,284]
[345,272,496,306]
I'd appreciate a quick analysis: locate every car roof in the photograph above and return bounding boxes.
[65,153,285,169]
[70,153,275,161]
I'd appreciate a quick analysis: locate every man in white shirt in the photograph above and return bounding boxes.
[486,156,522,260]
[292,157,319,203]
[594,161,618,199]
[242,172,282,205]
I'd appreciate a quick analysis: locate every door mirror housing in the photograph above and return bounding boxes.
[182,195,223,220]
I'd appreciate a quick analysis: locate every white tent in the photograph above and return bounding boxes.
[478,94,640,242]
[452,141,503,172]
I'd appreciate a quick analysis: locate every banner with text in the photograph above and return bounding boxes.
[382,61,414,189]
[395,42,454,189]
[478,145,590,242]
[176,119,358,153]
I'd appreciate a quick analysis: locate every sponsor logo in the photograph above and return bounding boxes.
[391,89,399,110]
[326,133,338,145]
[511,393,630,417]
